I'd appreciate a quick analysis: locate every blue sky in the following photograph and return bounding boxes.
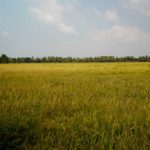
[0,0,150,57]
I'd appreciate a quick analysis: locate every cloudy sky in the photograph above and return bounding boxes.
[0,0,150,57]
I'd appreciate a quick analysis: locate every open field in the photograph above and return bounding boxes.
[0,63,150,150]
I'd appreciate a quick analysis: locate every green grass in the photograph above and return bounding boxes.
[0,63,150,150]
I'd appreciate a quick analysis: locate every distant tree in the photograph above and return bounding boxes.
[139,55,150,62]
[11,58,17,63]
[0,53,150,63]
[0,54,9,63]
[35,58,42,63]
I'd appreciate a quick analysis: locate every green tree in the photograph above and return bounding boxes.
[0,54,9,63]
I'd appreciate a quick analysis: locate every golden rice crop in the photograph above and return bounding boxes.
[0,63,150,150]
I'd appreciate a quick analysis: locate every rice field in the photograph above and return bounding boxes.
[0,63,150,150]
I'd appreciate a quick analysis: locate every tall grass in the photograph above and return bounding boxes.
[0,63,150,150]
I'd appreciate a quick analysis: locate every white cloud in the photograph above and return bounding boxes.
[30,7,57,24]
[105,9,119,22]
[86,25,150,53]
[90,25,143,42]
[29,0,76,33]
[1,31,10,37]
[123,0,150,17]
[94,8,119,22]
[48,25,150,56]
[57,23,76,33]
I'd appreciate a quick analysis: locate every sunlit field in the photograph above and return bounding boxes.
[0,63,150,150]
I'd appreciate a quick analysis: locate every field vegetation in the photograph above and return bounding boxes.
[0,63,150,150]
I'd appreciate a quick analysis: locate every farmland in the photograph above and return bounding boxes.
[0,63,150,150]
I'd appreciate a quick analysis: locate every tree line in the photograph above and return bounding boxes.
[0,54,150,63]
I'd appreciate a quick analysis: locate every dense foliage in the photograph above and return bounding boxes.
[0,54,150,63]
